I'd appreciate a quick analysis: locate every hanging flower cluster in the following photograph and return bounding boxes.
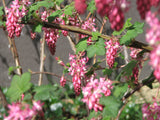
[6,0,30,38]
[68,52,89,95]
[146,11,160,81]
[105,38,120,68]
[95,0,130,31]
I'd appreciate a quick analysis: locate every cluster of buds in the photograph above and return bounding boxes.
[4,100,44,120]
[82,77,113,112]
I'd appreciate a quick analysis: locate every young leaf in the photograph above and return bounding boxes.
[32,23,42,33]
[64,5,75,15]
[112,18,132,36]
[119,21,144,45]
[86,38,105,58]
[91,31,101,41]
[29,0,54,13]
[7,72,32,102]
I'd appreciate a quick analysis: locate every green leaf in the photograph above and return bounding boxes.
[91,31,101,41]
[100,96,121,118]
[32,23,42,33]
[87,0,96,13]
[34,84,57,100]
[0,6,4,16]
[120,21,144,45]
[29,0,54,13]
[122,60,138,77]
[112,18,132,36]
[86,45,96,58]
[113,83,128,98]
[7,72,32,102]
[88,110,101,120]
[103,68,113,76]
[56,0,64,6]
[86,38,105,58]
[64,5,75,15]
[8,66,20,75]
[76,37,88,54]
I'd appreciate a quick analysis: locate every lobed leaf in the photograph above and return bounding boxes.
[7,72,32,102]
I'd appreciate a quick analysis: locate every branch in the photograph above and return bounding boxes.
[122,76,155,101]
[31,71,72,82]
[38,36,45,86]
[24,19,152,52]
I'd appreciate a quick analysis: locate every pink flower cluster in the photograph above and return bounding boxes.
[6,0,30,38]
[4,100,44,120]
[60,75,66,87]
[30,31,36,40]
[105,38,120,68]
[136,0,160,20]
[79,18,97,45]
[75,0,87,14]
[145,11,160,81]
[82,77,113,112]
[142,99,160,120]
[95,0,130,31]
[68,52,89,95]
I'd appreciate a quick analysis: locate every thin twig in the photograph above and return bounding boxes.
[0,86,8,110]
[115,100,128,120]
[31,71,72,82]
[38,36,45,86]
[67,34,76,53]
[21,19,153,52]
[99,17,106,34]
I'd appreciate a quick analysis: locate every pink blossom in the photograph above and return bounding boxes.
[60,75,66,87]
[105,38,120,68]
[82,77,113,112]
[142,98,160,120]
[4,100,44,120]
[68,52,89,95]
[6,0,30,38]
[75,0,87,14]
